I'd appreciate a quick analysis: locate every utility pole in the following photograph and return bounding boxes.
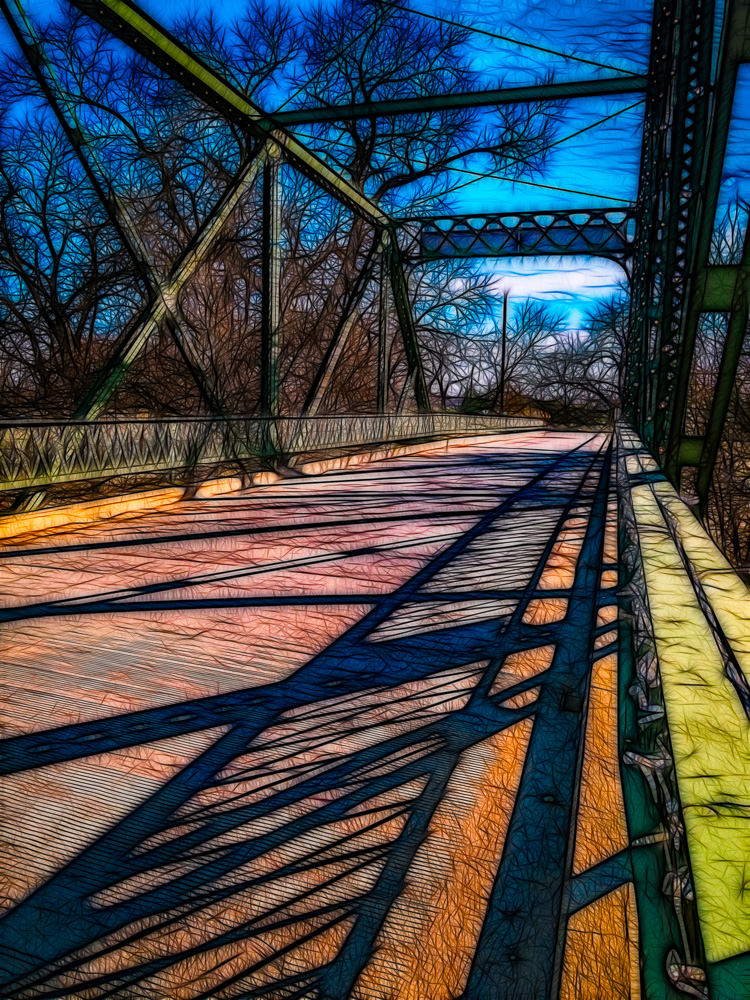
[499,288,509,413]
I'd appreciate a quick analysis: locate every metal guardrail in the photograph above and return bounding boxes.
[0,413,545,492]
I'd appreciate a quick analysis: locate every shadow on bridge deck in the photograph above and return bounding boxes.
[0,429,641,999]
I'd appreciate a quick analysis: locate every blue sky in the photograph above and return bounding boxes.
[6,0,747,331]
[135,0,651,213]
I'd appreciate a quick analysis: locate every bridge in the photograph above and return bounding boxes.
[0,0,749,998]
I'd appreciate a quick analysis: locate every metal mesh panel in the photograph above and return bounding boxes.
[0,414,544,491]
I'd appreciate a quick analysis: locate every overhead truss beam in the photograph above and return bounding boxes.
[406,208,636,261]
[273,75,648,125]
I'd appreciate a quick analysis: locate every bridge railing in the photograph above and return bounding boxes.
[0,413,545,492]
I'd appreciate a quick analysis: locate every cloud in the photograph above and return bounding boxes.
[485,255,626,301]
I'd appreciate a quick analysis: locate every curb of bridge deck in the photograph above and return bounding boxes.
[0,430,536,542]
[618,427,750,998]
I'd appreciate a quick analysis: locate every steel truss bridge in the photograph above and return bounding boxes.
[0,1,749,998]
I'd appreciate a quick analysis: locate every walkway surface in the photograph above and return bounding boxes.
[0,430,638,999]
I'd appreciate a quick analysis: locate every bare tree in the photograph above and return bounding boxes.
[264,0,565,411]
[0,118,142,413]
[710,197,750,265]
[490,299,566,405]
[0,0,563,419]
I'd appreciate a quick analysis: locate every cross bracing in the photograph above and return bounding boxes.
[0,0,650,503]
[407,209,637,262]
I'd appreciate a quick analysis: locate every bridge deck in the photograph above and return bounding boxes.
[0,430,658,997]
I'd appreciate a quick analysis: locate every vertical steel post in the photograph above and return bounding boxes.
[626,0,715,458]
[388,236,431,413]
[666,0,750,504]
[500,288,509,414]
[377,235,390,413]
[260,147,282,418]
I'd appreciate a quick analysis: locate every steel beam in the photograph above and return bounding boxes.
[260,150,282,418]
[273,75,647,125]
[68,0,388,228]
[678,435,705,467]
[1,0,271,510]
[75,149,267,418]
[663,0,750,507]
[651,0,714,460]
[699,266,739,311]
[0,0,155,292]
[388,235,430,412]
[301,242,377,417]
[408,208,636,260]
[695,236,750,508]
[377,242,389,413]
[625,0,714,450]
[0,0,275,425]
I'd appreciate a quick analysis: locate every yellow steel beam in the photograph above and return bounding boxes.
[625,435,750,984]
[70,0,389,226]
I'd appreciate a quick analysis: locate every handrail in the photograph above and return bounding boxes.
[0,413,546,492]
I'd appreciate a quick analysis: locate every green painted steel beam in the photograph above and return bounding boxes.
[2,0,266,440]
[273,75,647,125]
[632,450,750,991]
[409,207,636,261]
[683,0,750,509]
[650,0,714,461]
[696,243,750,509]
[69,0,389,227]
[678,435,704,467]
[617,434,703,1000]
[377,245,389,413]
[388,236,431,412]
[700,266,739,311]
[75,148,267,418]
[260,149,281,419]
[663,0,750,491]
[626,0,715,464]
